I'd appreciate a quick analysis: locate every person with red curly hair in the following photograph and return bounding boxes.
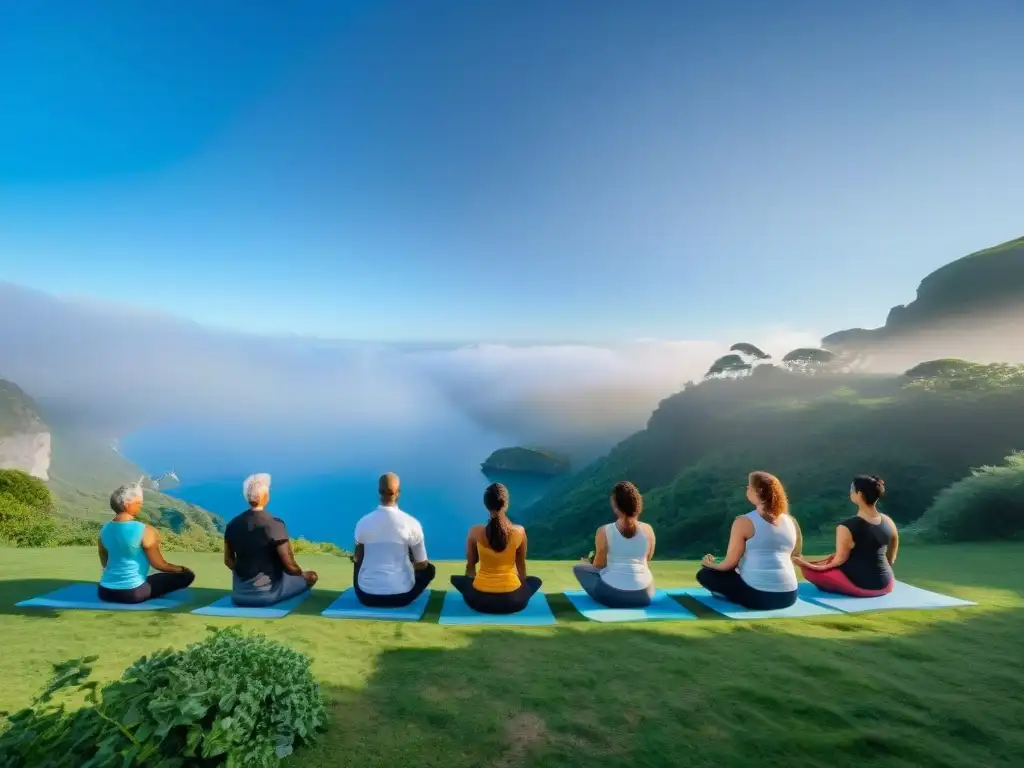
[697,471,803,611]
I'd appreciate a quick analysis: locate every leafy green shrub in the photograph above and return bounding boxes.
[0,468,53,512]
[0,627,327,767]
[0,492,58,547]
[914,452,1024,542]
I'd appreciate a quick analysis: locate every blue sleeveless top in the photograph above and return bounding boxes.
[99,521,150,590]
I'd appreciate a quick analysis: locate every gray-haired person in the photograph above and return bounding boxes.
[224,473,318,607]
[98,480,195,604]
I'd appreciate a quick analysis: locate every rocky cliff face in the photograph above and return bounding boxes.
[0,378,52,480]
[0,430,52,480]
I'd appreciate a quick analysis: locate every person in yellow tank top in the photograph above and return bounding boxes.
[449,483,543,614]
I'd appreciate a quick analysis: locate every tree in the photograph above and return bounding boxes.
[704,354,752,379]
[781,347,836,374]
[729,342,771,360]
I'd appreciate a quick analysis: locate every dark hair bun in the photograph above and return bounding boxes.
[872,476,886,497]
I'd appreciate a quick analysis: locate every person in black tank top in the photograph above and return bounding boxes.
[795,476,900,597]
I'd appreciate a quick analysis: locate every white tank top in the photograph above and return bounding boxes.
[736,510,798,593]
[599,523,653,591]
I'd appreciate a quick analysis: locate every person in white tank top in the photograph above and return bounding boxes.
[696,471,804,611]
[572,481,657,609]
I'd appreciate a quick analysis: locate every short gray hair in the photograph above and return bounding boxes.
[243,473,271,505]
[110,479,144,514]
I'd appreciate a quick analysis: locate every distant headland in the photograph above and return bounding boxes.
[481,446,571,477]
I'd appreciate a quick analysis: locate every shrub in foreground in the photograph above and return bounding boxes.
[914,451,1024,542]
[0,492,58,547]
[0,468,54,512]
[0,627,327,767]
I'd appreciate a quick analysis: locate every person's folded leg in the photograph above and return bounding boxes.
[98,581,152,604]
[802,566,893,597]
[357,563,436,608]
[450,575,536,614]
[573,563,602,599]
[146,570,195,599]
[592,578,654,609]
[277,572,312,602]
[696,567,795,610]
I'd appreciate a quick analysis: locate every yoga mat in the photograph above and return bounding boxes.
[666,587,839,620]
[438,590,555,626]
[564,590,697,623]
[191,591,310,619]
[797,581,977,614]
[321,588,430,621]
[16,583,192,612]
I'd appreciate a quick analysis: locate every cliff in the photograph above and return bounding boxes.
[481,447,571,477]
[0,380,51,480]
[822,236,1024,361]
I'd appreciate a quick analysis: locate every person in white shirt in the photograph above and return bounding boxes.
[697,470,803,611]
[572,481,656,608]
[352,472,435,607]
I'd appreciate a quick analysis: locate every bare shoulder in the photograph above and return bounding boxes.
[640,522,655,536]
[882,513,898,531]
[513,524,527,536]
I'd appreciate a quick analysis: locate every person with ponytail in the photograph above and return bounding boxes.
[449,483,543,614]
[572,481,656,608]
[794,476,899,597]
[696,471,803,611]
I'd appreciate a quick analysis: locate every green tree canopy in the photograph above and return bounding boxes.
[729,342,771,360]
[705,354,752,378]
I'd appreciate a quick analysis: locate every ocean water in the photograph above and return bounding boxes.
[120,413,558,559]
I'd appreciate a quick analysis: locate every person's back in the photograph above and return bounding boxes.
[838,515,894,590]
[601,522,652,590]
[225,508,286,587]
[473,526,524,593]
[355,505,424,595]
[737,510,798,592]
[99,520,150,590]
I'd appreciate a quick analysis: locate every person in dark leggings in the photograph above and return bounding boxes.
[224,473,318,608]
[795,476,899,597]
[572,481,657,608]
[97,481,195,604]
[352,472,436,608]
[450,483,542,614]
[696,471,803,611]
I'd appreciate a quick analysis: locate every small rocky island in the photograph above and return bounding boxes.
[481,447,571,477]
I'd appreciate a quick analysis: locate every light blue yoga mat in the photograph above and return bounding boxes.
[321,588,430,621]
[564,590,697,623]
[16,583,192,611]
[666,587,839,620]
[797,581,976,614]
[191,591,310,619]
[438,590,555,626]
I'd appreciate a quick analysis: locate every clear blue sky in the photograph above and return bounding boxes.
[1,1,1022,343]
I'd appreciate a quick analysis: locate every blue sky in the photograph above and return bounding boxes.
[1,1,1022,343]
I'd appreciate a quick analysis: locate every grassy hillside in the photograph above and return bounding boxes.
[1,545,1021,767]
[525,362,1024,558]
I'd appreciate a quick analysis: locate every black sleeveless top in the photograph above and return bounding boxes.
[838,515,894,591]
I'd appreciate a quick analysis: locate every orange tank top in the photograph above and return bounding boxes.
[472,526,524,593]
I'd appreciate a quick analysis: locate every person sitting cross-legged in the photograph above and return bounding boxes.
[572,481,656,608]
[450,483,542,614]
[224,473,318,607]
[696,471,803,611]
[794,475,899,597]
[97,480,195,604]
[352,472,436,608]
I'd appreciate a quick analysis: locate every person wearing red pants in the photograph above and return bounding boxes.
[794,476,899,597]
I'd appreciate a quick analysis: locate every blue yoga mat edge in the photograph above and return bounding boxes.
[321,588,430,621]
[190,591,311,618]
[563,589,697,622]
[438,590,556,626]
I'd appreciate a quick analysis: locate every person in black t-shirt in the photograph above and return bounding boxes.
[794,475,899,597]
[224,473,318,607]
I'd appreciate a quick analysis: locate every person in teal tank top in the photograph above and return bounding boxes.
[97,480,195,604]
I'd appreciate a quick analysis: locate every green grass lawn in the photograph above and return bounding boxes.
[1,544,1022,767]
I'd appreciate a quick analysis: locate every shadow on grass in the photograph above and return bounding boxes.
[298,604,1024,768]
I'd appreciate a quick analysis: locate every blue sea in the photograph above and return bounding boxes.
[120,413,558,559]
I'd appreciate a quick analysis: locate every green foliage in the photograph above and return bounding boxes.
[704,354,751,378]
[0,493,58,547]
[904,361,1024,393]
[0,379,47,435]
[526,362,1024,558]
[0,468,54,512]
[0,627,327,768]
[913,452,1024,542]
